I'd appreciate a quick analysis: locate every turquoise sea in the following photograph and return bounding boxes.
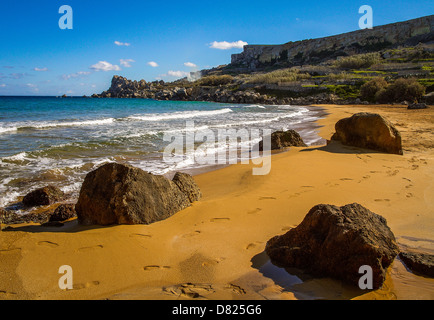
[0,96,324,209]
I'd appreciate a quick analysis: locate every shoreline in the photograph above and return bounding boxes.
[1,103,433,300]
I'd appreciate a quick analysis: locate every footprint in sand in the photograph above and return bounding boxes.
[163,283,214,299]
[340,178,353,181]
[247,208,262,215]
[37,241,59,248]
[210,218,230,222]
[225,283,246,295]
[77,245,103,252]
[258,196,277,200]
[0,248,21,255]
[143,265,171,271]
[129,233,152,239]
[374,199,390,202]
[0,290,17,297]
[245,242,263,250]
[73,281,100,290]
[386,170,400,177]
[181,230,201,238]
[406,193,414,198]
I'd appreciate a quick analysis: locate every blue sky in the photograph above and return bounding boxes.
[0,0,432,96]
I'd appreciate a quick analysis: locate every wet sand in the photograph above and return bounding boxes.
[1,104,433,300]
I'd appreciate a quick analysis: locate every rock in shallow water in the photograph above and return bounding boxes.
[22,185,64,207]
[265,203,399,289]
[75,163,201,225]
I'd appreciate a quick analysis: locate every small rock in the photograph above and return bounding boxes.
[399,251,434,278]
[22,186,64,207]
[259,130,307,151]
[49,203,76,222]
[407,103,428,110]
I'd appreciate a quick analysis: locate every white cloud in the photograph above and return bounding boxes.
[90,61,121,72]
[62,71,91,80]
[120,59,135,68]
[167,70,190,78]
[0,84,6,87]
[26,83,39,92]
[184,62,197,68]
[34,67,48,72]
[209,40,248,50]
[114,41,131,47]
[147,61,159,68]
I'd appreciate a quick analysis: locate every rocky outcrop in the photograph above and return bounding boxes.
[259,130,307,151]
[75,163,201,225]
[331,112,403,155]
[399,251,434,278]
[231,15,434,71]
[22,186,64,207]
[0,208,52,225]
[265,203,399,289]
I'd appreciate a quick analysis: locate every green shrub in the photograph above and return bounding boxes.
[385,78,425,103]
[334,52,382,69]
[245,68,311,84]
[374,78,425,103]
[360,77,388,102]
[198,75,234,86]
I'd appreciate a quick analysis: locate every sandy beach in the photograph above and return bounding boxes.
[1,103,433,300]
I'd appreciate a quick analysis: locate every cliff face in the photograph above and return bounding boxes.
[231,15,434,71]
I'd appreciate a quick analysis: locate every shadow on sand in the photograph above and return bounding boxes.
[251,251,369,300]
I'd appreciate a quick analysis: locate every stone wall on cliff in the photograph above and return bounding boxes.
[231,15,434,70]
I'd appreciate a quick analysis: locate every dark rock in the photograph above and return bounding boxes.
[399,251,434,278]
[259,130,307,151]
[49,203,76,222]
[22,186,64,207]
[75,163,200,225]
[265,203,399,289]
[0,208,52,225]
[331,112,403,155]
[407,103,428,110]
[172,172,202,203]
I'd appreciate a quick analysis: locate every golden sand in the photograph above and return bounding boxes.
[1,104,433,300]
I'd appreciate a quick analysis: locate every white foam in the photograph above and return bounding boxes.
[127,108,233,121]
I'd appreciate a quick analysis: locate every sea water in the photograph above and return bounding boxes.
[0,96,324,208]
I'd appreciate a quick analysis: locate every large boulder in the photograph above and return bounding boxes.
[75,163,201,225]
[22,185,64,207]
[259,130,307,151]
[265,203,399,289]
[331,112,403,155]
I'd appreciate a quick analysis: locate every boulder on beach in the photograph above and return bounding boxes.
[399,251,434,278]
[75,163,201,225]
[22,185,64,207]
[331,112,403,155]
[259,129,307,151]
[265,203,399,289]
